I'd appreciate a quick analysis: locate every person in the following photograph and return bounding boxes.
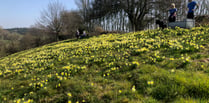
[83,31,86,37]
[75,29,80,39]
[156,20,167,29]
[80,30,87,38]
[168,3,177,22]
[187,0,199,19]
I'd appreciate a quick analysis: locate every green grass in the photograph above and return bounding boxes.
[0,26,209,103]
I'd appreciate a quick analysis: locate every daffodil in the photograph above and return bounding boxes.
[68,100,72,103]
[67,93,72,97]
[132,85,136,92]
[91,83,94,86]
[171,69,175,73]
[119,90,122,93]
[147,81,154,85]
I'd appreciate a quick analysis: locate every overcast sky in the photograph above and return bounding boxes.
[0,0,77,29]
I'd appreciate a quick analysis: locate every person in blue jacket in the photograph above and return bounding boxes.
[187,0,199,19]
[169,3,177,22]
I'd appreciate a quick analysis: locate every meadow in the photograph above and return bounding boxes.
[0,26,209,103]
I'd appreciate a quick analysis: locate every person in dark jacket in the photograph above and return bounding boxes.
[168,3,177,22]
[187,0,199,19]
[75,29,80,39]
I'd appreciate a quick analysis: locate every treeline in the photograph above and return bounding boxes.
[77,0,209,31]
[6,28,29,35]
[0,27,50,57]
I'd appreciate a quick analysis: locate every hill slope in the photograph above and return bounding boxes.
[6,28,29,35]
[0,27,209,103]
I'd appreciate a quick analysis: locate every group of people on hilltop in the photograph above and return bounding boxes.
[76,29,87,39]
[168,0,199,22]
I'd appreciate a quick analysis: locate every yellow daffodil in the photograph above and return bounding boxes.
[132,85,136,92]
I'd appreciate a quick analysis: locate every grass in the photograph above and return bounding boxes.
[0,26,209,103]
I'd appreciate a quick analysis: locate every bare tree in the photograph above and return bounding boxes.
[118,0,153,31]
[61,10,84,37]
[36,1,65,41]
[196,0,209,15]
[79,0,154,31]
[75,0,90,22]
[76,0,96,32]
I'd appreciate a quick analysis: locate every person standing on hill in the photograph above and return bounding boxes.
[168,3,177,22]
[187,0,199,19]
[76,29,80,39]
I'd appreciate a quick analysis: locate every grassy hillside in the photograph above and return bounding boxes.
[0,27,209,103]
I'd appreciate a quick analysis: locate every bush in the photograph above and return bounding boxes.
[20,34,36,50]
[195,15,209,27]
[5,41,20,54]
[90,26,104,36]
[151,85,179,102]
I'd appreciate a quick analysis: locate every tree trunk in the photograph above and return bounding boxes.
[129,16,145,31]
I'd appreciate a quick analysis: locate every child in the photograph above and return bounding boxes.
[169,3,177,22]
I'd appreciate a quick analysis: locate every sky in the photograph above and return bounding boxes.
[0,0,78,29]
